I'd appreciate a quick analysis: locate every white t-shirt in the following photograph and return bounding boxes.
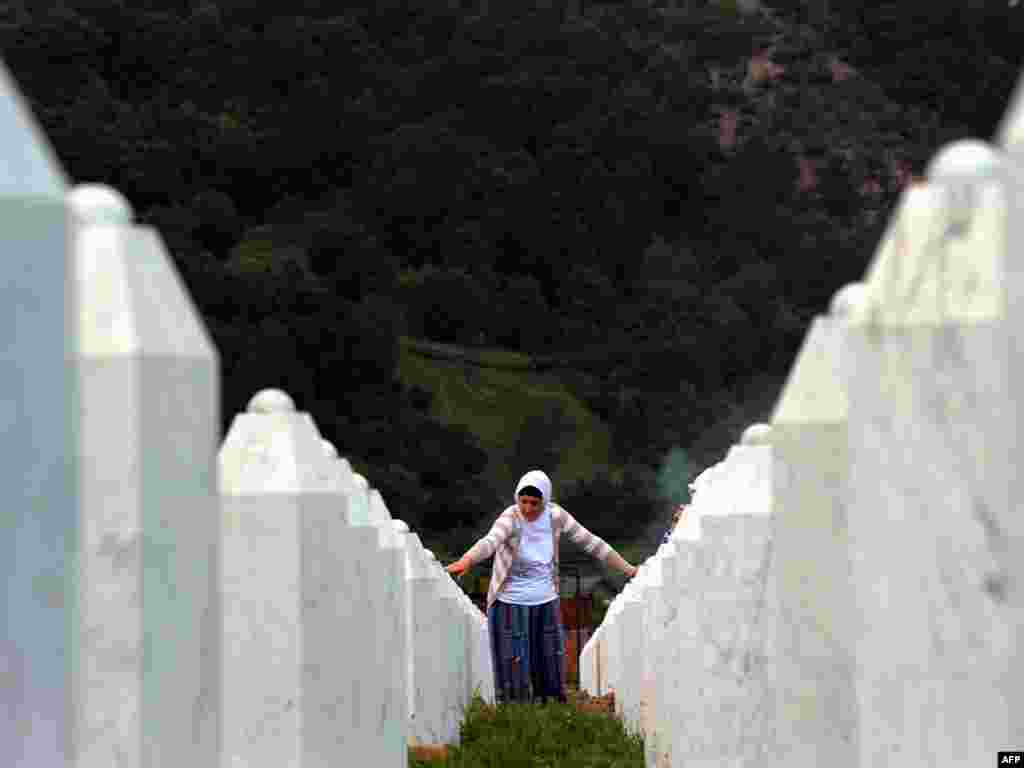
[500,505,558,606]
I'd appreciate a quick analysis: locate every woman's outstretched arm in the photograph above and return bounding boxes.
[560,506,637,578]
[446,508,516,576]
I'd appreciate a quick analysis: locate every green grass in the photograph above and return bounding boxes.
[397,336,614,492]
[409,693,645,768]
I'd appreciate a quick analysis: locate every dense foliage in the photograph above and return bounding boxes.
[7,0,1021,546]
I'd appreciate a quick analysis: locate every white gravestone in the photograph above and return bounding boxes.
[656,430,774,768]
[770,308,857,768]
[425,549,465,744]
[323,457,408,767]
[391,520,418,729]
[579,627,595,695]
[844,140,1022,765]
[998,85,1024,740]
[477,609,494,704]
[696,431,774,768]
[603,583,629,713]
[643,540,682,768]
[617,565,646,732]
[404,534,445,744]
[72,183,222,768]
[653,457,727,767]
[0,60,78,767]
[635,551,668,765]
[596,597,619,701]
[457,590,485,706]
[219,390,365,767]
[456,587,481,711]
[658,522,703,768]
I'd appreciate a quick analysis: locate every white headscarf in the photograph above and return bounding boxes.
[514,469,552,512]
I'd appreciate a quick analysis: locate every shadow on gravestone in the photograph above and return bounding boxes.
[0,57,76,767]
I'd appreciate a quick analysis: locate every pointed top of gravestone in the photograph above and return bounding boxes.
[366,491,400,548]
[302,413,322,438]
[714,443,773,517]
[368,489,393,523]
[333,456,358,493]
[219,401,335,494]
[771,316,847,424]
[854,175,1001,325]
[926,139,1002,183]
[996,73,1024,151]
[740,423,772,445]
[0,61,68,196]
[392,520,410,534]
[247,389,295,413]
[829,282,868,317]
[405,534,435,580]
[925,140,1003,232]
[74,202,220,360]
[68,184,133,226]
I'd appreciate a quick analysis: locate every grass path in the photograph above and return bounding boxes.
[409,689,643,768]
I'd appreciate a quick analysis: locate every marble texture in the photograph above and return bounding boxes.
[648,436,775,768]
[644,545,678,768]
[403,534,446,745]
[618,582,645,729]
[636,551,673,767]
[477,611,494,704]
[579,623,603,696]
[391,520,419,726]
[607,451,775,768]
[657,533,702,768]
[0,60,77,767]
[682,514,775,768]
[852,182,1002,328]
[844,158,1022,765]
[998,121,1024,625]
[399,535,492,745]
[72,184,222,768]
[770,315,857,768]
[219,392,367,768]
[323,458,408,766]
[426,551,465,744]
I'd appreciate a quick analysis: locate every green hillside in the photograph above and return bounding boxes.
[397,336,615,499]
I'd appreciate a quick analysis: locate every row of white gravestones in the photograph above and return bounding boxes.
[0,60,491,768]
[579,422,774,768]
[581,71,1024,768]
[219,389,493,765]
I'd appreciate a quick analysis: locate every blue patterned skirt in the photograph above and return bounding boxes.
[487,598,566,704]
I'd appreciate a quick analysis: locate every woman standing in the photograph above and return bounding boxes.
[446,469,638,705]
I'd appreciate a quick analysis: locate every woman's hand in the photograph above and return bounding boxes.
[446,556,471,578]
[625,564,638,579]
